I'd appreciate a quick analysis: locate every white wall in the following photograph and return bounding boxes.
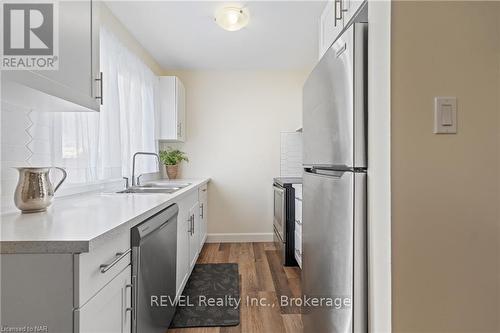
[160,70,308,238]
[99,3,164,75]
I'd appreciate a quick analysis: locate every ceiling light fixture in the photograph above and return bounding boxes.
[214,7,250,32]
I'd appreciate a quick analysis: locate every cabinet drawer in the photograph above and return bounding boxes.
[75,231,131,307]
[199,183,208,201]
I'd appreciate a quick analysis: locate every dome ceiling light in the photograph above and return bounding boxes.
[214,7,250,32]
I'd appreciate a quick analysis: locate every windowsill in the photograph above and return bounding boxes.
[55,178,125,198]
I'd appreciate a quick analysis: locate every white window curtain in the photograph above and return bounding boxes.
[100,26,158,180]
[50,26,158,184]
[52,112,102,183]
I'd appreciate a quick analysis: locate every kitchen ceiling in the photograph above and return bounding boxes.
[105,1,326,70]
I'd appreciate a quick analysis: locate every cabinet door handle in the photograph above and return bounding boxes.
[132,276,137,321]
[334,0,347,26]
[125,283,134,317]
[99,249,131,273]
[200,203,204,219]
[188,215,194,235]
[95,72,103,105]
[335,43,348,58]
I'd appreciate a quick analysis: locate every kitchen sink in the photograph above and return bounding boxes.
[116,188,176,194]
[115,182,191,194]
[140,182,191,189]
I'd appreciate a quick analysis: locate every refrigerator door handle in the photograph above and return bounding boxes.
[306,168,345,178]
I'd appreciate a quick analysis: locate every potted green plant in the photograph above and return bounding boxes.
[159,148,189,179]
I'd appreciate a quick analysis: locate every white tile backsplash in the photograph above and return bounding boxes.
[1,106,54,211]
[280,132,303,177]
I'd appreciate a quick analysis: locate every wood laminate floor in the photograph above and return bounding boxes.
[167,242,303,333]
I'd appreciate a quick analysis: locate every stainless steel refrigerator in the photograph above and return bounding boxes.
[302,22,367,333]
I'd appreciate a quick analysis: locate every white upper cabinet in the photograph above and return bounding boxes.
[318,0,366,60]
[159,76,186,142]
[343,0,365,26]
[2,0,101,112]
[319,1,342,60]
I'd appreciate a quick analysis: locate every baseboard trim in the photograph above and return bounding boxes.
[206,233,273,243]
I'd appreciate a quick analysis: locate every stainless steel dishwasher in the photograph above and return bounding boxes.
[131,204,178,333]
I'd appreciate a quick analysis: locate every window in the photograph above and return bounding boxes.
[49,26,158,185]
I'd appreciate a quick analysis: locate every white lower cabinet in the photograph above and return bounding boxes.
[76,266,132,333]
[0,232,131,333]
[176,193,191,299]
[175,186,204,298]
[175,183,209,298]
[188,203,200,268]
[198,184,208,248]
[0,182,209,332]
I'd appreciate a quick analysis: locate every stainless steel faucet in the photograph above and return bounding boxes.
[131,152,160,187]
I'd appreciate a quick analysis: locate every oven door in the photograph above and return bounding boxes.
[273,184,286,240]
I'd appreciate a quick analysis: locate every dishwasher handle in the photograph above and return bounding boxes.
[131,204,179,245]
[100,249,131,273]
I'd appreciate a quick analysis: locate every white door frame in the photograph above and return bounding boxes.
[367,1,392,332]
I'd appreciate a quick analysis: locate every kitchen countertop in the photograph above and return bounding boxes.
[273,177,302,186]
[0,178,210,254]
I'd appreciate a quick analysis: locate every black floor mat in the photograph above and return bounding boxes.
[169,263,240,328]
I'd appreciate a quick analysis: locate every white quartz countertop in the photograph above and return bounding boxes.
[0,178,209,254]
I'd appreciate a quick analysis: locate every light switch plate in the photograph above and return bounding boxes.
[434,97,457,134]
